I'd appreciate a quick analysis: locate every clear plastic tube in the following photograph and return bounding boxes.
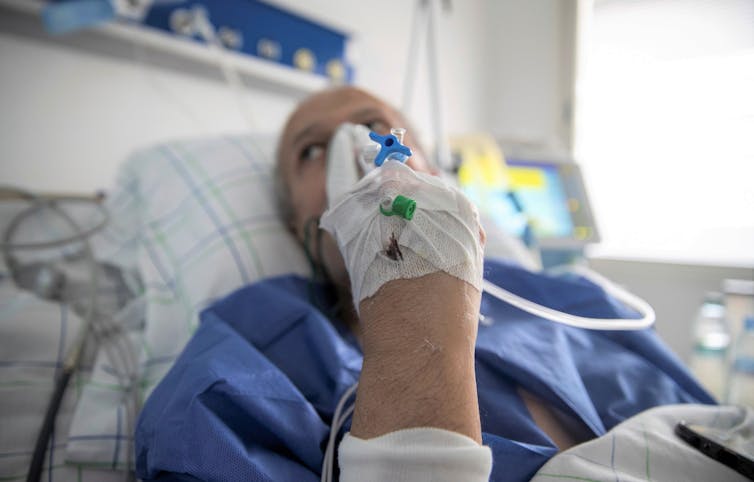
[322,382,358,482]
[481,265,656,331]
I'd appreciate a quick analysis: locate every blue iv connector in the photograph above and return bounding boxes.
[369,131,413,167]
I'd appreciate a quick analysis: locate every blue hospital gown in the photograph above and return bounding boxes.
[135,259,713,481]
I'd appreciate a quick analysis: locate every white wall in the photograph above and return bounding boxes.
[0,33,301,192]
[0,3,304,193]
[481,0,576,155]
[0,0,490,193]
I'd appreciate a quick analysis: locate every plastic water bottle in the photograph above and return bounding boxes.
[689,292,730,401]
[727,316,754,408]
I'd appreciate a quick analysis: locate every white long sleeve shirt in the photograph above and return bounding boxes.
[338,427,492,482]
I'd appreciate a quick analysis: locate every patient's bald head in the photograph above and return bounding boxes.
[275,86,430,240]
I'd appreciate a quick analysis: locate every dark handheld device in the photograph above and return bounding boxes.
[675,420,754,480]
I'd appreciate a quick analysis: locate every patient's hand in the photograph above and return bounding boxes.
[319,157,486,443]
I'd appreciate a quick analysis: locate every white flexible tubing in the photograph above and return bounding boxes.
[322,382,359,482]
[325,403,356,482]
[481,267,656,331]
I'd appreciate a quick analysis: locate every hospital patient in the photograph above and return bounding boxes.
[134,87,714,482]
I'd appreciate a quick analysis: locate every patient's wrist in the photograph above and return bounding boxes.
[351,272,482,442]
[358,272,479,356]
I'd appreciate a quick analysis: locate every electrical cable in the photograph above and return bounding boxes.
[191,6,256,130]
[401,0,428,114]
[400,0,453,170]
[425,0,452,170]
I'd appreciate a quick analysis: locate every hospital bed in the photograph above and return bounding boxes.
[1,133,750,482]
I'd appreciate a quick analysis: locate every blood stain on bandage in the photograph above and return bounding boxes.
[385,233,403,261]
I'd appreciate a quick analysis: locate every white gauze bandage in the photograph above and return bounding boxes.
[320,125,484,310]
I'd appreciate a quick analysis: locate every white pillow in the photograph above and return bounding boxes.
[115,132,309,354]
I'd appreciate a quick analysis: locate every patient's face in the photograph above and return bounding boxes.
[277,87,431,289]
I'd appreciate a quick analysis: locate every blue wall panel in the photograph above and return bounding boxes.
[142,0,352,81]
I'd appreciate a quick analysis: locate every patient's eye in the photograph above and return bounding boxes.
[299,144,325,164]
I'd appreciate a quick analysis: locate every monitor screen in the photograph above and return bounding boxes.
[507,160,574,239]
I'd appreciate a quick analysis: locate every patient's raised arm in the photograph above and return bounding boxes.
[353,272,483,442]
[319,153,491,479]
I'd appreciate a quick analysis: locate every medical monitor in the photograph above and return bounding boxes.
[506,159,599,249]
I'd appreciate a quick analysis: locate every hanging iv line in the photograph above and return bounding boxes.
[177,6,256,129]
[401,0,453,171]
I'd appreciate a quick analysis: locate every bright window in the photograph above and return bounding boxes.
[576,0,754,267]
